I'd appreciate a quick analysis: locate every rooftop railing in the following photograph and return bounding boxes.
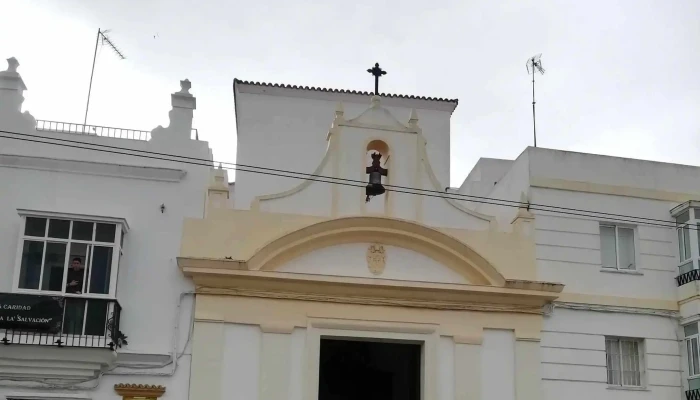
[36,120,199,141]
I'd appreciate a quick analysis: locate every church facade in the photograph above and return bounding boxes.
[180,78,690,400]
[0,54,695,400]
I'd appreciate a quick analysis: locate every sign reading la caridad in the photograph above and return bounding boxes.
[0,293,64,333]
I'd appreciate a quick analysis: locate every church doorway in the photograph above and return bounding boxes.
[318,337,422,400]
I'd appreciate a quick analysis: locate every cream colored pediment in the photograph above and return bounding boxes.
[178,214,564,313]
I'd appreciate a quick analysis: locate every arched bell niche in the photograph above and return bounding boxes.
[365,139,390,167]
[364,139,390,214]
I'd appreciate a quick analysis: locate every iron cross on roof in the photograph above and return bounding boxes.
[367,62,387,95]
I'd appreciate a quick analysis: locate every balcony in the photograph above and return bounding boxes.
[36,119,200,141]
[0,293,126,350]
[679,270,700,287]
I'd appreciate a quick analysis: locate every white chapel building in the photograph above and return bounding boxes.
[181,73,698,400]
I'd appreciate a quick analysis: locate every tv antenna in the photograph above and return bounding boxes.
[84,28,126,125]
[526,53,545,147]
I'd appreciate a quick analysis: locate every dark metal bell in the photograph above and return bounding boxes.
[366,171,386,197]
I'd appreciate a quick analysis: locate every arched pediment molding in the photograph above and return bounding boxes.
[247,216,506,286]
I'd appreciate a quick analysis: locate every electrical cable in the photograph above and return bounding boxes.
[0,128,691,388]
[0,129,694,231]
[1,129,686,227]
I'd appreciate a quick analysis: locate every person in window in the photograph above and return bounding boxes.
[66,257,85,294]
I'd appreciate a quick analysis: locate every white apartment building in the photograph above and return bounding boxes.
[0,57,212,400]
[464,149,700,399]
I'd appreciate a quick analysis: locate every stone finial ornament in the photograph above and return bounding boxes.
[408,109,419,127]
[6,57,19,73]
[150,78,196,142]
[370,95,381,109]
[0,55,34,129]
[334,101,344,118]
[178,79,192,95]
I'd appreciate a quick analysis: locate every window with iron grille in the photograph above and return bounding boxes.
[605,337,644,387]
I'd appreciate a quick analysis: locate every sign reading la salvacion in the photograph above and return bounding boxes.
[0,293,64,333]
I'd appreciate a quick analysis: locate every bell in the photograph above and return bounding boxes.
[366,171,386,197]
[365,152,388,202]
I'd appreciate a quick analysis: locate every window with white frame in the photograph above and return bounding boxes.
[600,225,636,270]
[676,210,695,275]
[13,213,126,336]
[605,337,644,387]
[686,324,700,378]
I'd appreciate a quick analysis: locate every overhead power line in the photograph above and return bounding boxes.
[0,128,692,231]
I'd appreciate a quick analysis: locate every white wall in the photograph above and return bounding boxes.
[233,87,454,210]
[482,329,516,400]
[276,243,469,284]
[524,153,684,398]
[0,66,211,398]
[542,308,682,399]
[0,135,211,353]
[472,150,530,227]
[459,147,689,398]
[1,357,193,400]
[529,147,700,194]
[216,323,519,400]
[532,188,678,301]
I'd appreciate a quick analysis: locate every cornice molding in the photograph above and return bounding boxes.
[0,153,187,182]
[17,208,130,231]
[530,177,698,203]
[234,80,458,113]
[553,301,679,317]
[114,384,166,399]
[183,268,561,315]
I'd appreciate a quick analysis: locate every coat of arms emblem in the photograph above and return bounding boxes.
[366,244,386,275]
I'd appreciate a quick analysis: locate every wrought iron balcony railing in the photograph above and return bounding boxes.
[687,389,700,400]
[677,269,700,287]
[36,119,199,141]
[0,294,126,350]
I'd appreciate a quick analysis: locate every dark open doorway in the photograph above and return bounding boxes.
[318,338,421,400]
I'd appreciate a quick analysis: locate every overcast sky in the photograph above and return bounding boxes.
[1,0,699,186]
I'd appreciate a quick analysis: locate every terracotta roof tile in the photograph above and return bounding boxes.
[233,78,458,104]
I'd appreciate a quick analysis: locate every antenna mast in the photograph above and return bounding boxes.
[526,54,545,147]
[84,29,126,126]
